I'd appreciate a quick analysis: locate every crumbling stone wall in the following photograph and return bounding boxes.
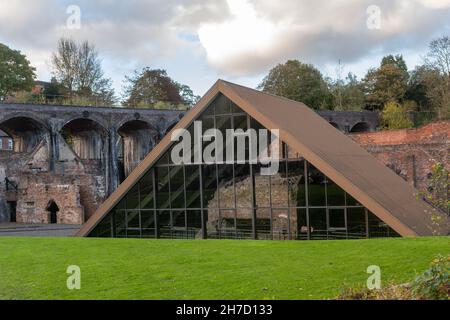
[0,138,105,224]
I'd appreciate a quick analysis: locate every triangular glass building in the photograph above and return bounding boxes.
[77,80,448,240]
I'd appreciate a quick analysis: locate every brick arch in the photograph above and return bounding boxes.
[0,114,50,153]
[59,118,108,160]
[117,119,159,180]
[57,114,109,133]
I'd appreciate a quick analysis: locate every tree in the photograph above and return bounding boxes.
[51,38,116,105]
[258,60,332,109]
[406,66,433,111]
[329,72,365,111]
[423,36,450,119]
[363,55,409,110]
[380,101,413,130]
[122,68,197,109]
[0,43,36,100]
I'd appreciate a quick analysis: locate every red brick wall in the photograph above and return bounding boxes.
[350,121,450,193]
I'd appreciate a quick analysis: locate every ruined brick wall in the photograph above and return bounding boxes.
[16,175,84,224]
[0,139,106,224]
[350,121,450,194]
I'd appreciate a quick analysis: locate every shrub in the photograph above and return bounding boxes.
[411,254,449,300]
[381,101,413,130]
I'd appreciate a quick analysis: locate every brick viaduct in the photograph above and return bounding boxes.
[0,103,379,224]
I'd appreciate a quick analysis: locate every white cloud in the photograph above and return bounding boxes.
[419,0,450,9]
[197,0,450,76]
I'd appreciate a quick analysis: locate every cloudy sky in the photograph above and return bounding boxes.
[1,0,450,97]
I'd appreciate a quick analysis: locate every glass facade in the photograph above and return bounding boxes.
[88,94,400,240]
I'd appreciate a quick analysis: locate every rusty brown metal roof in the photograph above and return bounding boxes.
[76,80,449,237]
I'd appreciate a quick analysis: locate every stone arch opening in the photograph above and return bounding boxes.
[118,120,158,181]
[350,122,370,133]
[60,118,107,160]
[0,117,48,153]
[46,200,59,224]
[329,122,340,130]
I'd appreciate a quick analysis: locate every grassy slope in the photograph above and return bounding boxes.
[0,237,448,300]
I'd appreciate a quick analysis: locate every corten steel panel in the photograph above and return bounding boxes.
[76,80,449,237]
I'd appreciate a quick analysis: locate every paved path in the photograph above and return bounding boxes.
[0,223,81,237]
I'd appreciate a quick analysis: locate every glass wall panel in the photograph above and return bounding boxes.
[234,164,252,208]
[271,162,288,208]
[235,209,253,239]
[169,166,185,208]
[88,213,112,237]
[126,184,140,210]
[156,166,170,209]
[347,207,366,239]
[220,209,237,239]
[126,210,140,229]
[172,210,187,239]
[296,209,308,240]
[309,208,327,239]
[328,208,347,239]
[202,164,217,208]
[185,165,201,209]
[327,180,346,206]
[368,212,400,238]
[141,210,156,238]
[346,193,361,206]
[272,209,289,240]
[253,165,270,208]
[187,210,202,239]
[256,208,271,240]
[140,169,154,209]
[206,209,220,239]
[308,165,327,207]
[288,160,306,207]
[114,209,126,238]
[215,94,231,114]
[217,164,235,209]
[158,210,172,239]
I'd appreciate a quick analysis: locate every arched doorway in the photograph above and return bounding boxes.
[46,200,59,224]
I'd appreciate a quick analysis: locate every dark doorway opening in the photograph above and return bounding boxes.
[8,201,17,222]
[46,201,59,224]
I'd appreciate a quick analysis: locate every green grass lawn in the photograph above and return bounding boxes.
[0,237,448,300]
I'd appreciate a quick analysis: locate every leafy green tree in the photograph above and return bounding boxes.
[329,72,365,111]
[380,101,413,130]
[122,68,197,109]
[363,55,409,110]
[51,38,116,105]
[406,66,434,111]
[258,60,332,109]
[0,43,36,100]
